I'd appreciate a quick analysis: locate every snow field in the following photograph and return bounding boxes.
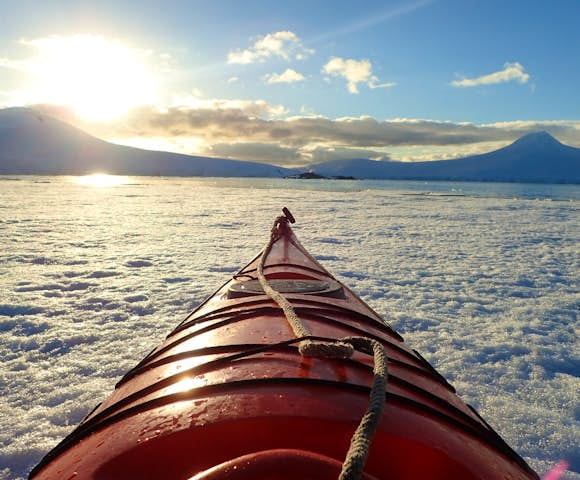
[0,177,578,479]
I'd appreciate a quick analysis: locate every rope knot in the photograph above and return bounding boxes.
[298,339,354,359]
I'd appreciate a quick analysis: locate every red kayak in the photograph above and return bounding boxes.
[30,209,538,480]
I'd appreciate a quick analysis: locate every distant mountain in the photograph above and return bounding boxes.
[2,107,579,183]
[0,108,297,177]
[308,131,580,183]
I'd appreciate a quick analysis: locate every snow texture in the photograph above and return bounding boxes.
[0,176,578,479]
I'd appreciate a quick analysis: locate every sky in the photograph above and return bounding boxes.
[1,0,580,166]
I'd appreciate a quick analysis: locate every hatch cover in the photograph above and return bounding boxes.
[228,279,344,298]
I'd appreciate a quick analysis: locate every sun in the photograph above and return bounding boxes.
[26,35,158,121]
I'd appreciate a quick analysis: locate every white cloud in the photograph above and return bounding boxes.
[264,68,305,85]
[227,76,239,83]
[300,144,391,163]
[322,57,396,94]
[207,141,304,163]
[166,96,287,117]
[451,62,530,87]
[0,56,33,72]
[369,79,397,90]
[227,31,314,64]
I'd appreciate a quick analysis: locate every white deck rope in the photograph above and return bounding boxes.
[256,215,388,480]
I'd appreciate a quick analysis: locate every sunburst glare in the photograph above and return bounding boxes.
[24,35,158,121]
[74,173,133,187]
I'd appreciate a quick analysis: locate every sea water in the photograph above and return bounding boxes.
[0,176,578,479]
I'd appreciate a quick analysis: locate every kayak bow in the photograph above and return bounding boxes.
[30,209,538,480]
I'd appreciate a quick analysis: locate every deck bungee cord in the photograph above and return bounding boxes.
[257,208,388,480]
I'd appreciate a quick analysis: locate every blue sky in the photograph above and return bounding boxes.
[1,0,579,165]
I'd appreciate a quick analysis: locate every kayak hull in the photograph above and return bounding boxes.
[30,214,538,480]
[31,395,531,479]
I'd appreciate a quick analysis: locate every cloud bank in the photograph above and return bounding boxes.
[37,100,574,167]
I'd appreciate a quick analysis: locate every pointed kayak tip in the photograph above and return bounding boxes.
[272,207,296,238]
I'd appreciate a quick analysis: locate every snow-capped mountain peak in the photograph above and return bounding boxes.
[509,131,563,149]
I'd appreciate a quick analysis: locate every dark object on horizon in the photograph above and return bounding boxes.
[30,210,538,480]
[285,171,327,179]
[285,171,357,180]
[331,175,357,180]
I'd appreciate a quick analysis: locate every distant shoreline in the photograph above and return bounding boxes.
[1,173,578,185]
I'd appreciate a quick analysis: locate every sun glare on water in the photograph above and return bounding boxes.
[25,35,157,121]
[74,174,133,187]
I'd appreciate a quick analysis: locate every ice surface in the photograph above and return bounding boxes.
[0,176,578,479]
